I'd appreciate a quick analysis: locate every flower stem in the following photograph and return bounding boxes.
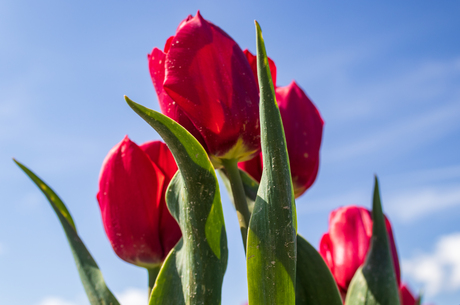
[222,158,251,253]
[147,265,161,297]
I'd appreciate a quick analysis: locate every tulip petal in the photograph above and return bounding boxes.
[140,141,182,258]
[319,233,334,272]
[141,140,178,181]
[400,284,417,305]
[243,49,277,88]
[14,160,120,305]
[276,82,323,197]
[238,152,263,182]
[163,12,260,157]
[148,48,207,149]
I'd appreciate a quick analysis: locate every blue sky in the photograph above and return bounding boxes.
[1,1,460,304]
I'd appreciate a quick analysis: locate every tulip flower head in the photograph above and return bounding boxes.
[319,205,400,295]
[149,12,260,168]
[97,136,181,268]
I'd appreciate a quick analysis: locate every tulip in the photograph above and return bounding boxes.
[239,78,323,198]
[148,12,260,168]
[97,136,181,268]
[319,205,400,295]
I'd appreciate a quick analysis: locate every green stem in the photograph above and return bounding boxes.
[221,158,251,253]
[147,265,161,297]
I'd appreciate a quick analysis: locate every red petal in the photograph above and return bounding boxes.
[163,12,260,157]
[140,141,182,258]
[148,47,207,149]
[141,140,178,182]
[328,206,372,291]
[97,136,165,267]
[243,49,277,88]
[238,152,263,182]
[319,233,335,272]
[276,82,323,197]
[400,284,417,305]
[385,215,401,286]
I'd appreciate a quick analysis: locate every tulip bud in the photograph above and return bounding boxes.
[97,136,181,268]
[149,11,260,168]
[319,205,400,295]
[239,80,323,198]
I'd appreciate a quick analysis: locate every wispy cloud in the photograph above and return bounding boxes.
[403,232,460,296]
[38,297,76,305]
[297,189,369,214]
[387,164,460,185]
[36,288,145,305]
[300,163,460,222]
[386,184,460,222]
[325,100,460,163]
[322,55,460,123]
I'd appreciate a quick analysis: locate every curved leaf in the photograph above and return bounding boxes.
[126,97,228,305]
[295,236,342,305]
[14,159,119,305]
[246,22,297,305]
[345,177,401,305]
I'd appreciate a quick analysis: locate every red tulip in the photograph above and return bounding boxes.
[239,79,323,198]
[97,136,181,268]
[319,205,400,295]
[148,12,260,167]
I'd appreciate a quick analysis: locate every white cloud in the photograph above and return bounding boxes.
[116,288,146,305]
[36,288,146,305]
[403,232,460,296]
[37,297,76,305]
[386,184,460,222]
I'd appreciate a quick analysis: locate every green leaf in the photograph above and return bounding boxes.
[246,22,297,305]
[295,235,342,305]
[125,97,228,305]
[14,159,120,305]
[345,177,401,305]
[221,168,342,305]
